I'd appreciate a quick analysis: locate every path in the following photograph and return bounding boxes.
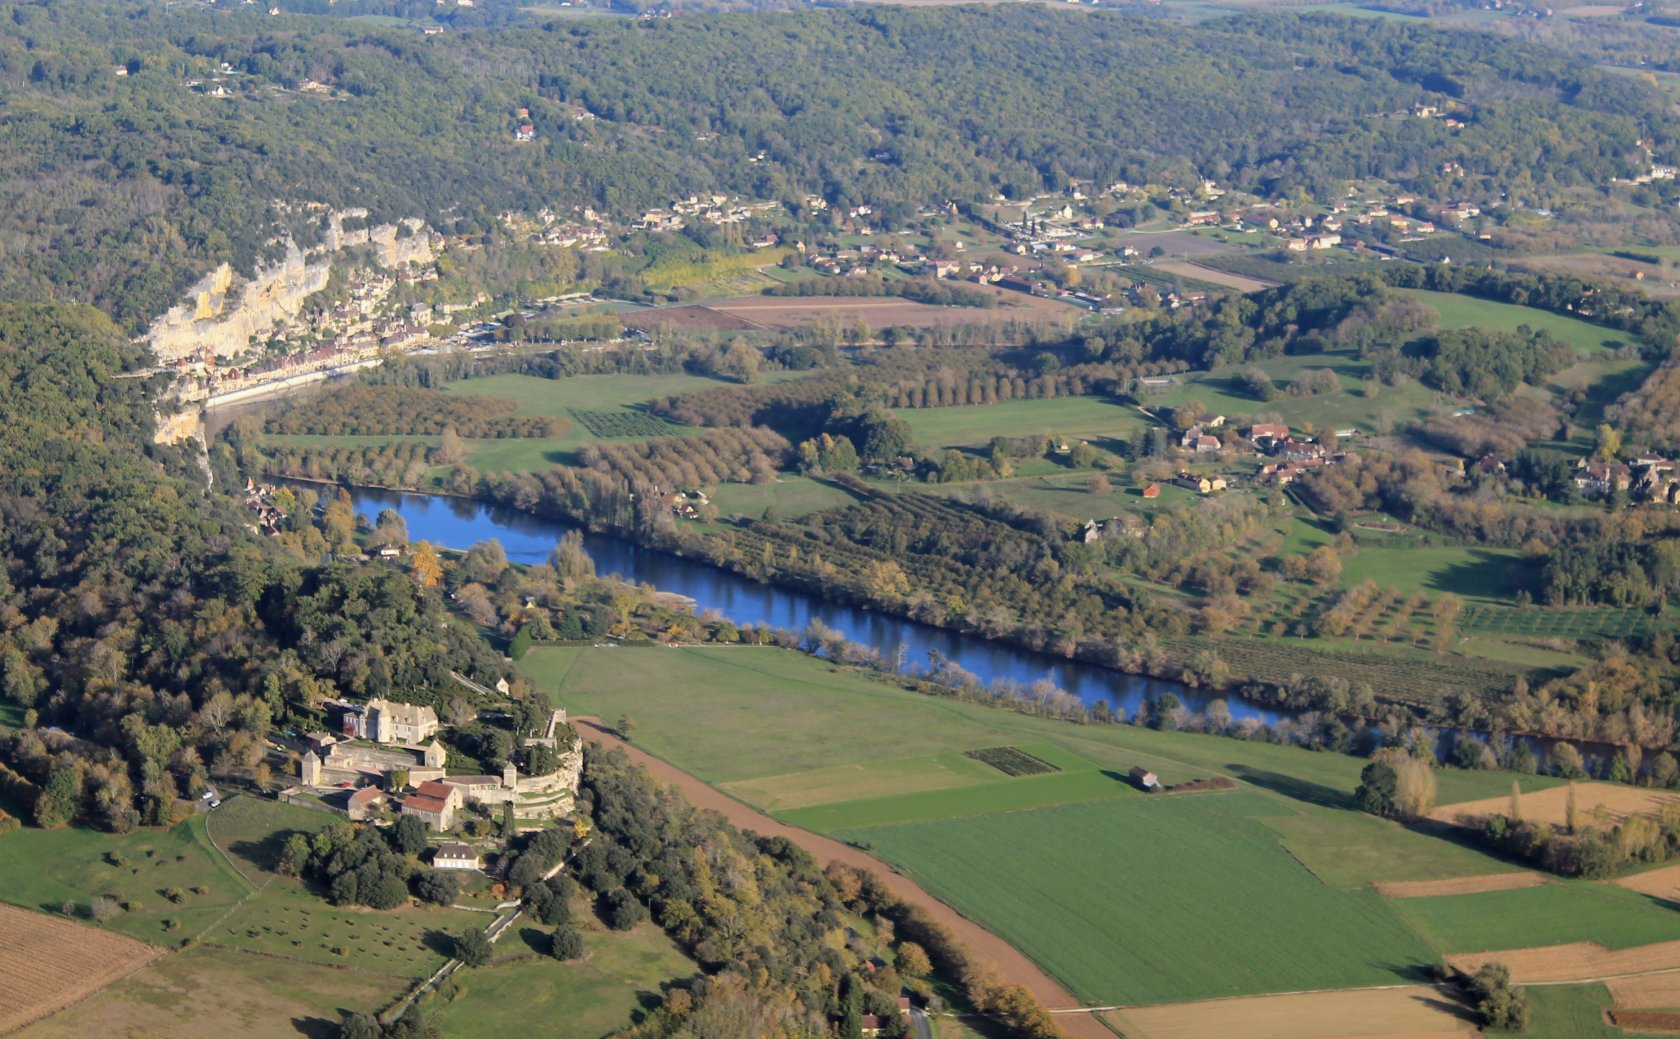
[574,719,1112,1039]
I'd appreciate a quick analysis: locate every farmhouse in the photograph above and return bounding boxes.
[1173,472,1227,494]
[1247,423,1289,445]
[1130,766,1160,791]
[346,786,385,821]
[432,842,482,871]
[400,780,463,831]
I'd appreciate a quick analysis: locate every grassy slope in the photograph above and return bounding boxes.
[0,815,249,944]
[1399,288,1630,355]
[430,918,695,1039]
[1392,881,1680,953]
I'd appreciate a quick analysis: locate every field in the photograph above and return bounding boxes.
[1139,346,1440,432]
[1102,984,1477,1039]
[427,917,695,1039]
[0,814,248,944]
[839,794,1439,1004]
[1372,872,1544,898]
[15,945,404,1039]
[1607,970,1680,1008]
[1447,938,1680,983]
[1615,862,1680,900]
[0,903,164,1034]
[198,798,481,975]
[1152,260,1278,292]
[1399,882,1680,958]
[681,289,1081,331]
[1511,253,1680,301]
[1429,782,1680,828]
[1335,543,1523,603]
[435,372,725,471]
[1398,288,1632,355]
[894,396,1144,448]
[705,474,861,519]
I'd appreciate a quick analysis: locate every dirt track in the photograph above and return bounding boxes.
[575,719,1110,1039]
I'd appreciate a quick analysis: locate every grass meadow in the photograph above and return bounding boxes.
[428,917,694,1039]
[895,396,1146,449]
[841,794,1438,1004]
[1399,288,1632,355]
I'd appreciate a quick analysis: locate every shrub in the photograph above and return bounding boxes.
[551,925,585,960]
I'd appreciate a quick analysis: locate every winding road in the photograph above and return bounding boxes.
[575,719,1111,1039]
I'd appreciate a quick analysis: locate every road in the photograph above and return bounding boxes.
[908,1006,933,1039]
[575,719,1110,1039]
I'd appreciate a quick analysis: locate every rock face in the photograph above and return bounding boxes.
[153,406,204,447]
[145,213,435,362]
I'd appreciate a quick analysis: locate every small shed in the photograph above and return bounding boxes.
[1142,482,1161,499]
[1129,766,1160,792]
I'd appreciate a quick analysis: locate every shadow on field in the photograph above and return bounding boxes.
[422,929,457,958]
[516,925,549,955]
[1224,765,1355,810]
[289,1016,342,1039]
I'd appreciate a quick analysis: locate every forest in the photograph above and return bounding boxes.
[0,0,1671,329]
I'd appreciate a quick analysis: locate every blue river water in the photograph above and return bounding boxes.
[327,485,1289,726]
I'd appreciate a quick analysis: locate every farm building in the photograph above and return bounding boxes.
[401,780,463,830]
[1130,766,1160,791]
[346,786,385,821]
[1142,482,1161,499]
[432,842,482,871]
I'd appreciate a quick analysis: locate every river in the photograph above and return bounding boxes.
[325,485,1291,726]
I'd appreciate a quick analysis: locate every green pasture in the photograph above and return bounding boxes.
[706,475,862,520]
[0,814,247,944]
[207,795,340,885]
[1399,288,1631,355]
[1391,881,1680,954]
[207,877,478,976]
[923,470,1200,518]
[894,397,1145,449]
[1524,984,1622,1039]
[1337,544,1527,603]
[841,794,1437,1004]
[429,915,694,1039]
[1140,347,1442,432]
[780,765,1140,831]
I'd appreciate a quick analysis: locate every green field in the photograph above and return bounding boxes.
[1392,881,1680,953]
[1400,288,1631,355]
[841,794,1438,1004]
[1140,347,1441,432]
[706,475,862,519]
[435,372,728,472]
[1337,544,1526,602]
[923,470,1200,518]
[207,795,340,885]
[894,397,1145,449]
[429,918,695,1039]
[0,814,248,943]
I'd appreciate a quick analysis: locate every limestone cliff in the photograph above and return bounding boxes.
[146,213,435,362]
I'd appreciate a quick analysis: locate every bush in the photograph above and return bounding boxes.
[454,928,493,968]
[551,925,585,960]
[413,870,461,906]
[606,889,648,931]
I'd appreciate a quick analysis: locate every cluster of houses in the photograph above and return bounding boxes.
[1575,455,1680,502]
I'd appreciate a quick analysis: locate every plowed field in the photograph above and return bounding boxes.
[1374,872,1544,898]
[1448,940,1680,983]
[0,903,162,1033]
[1430,782,1680,828]
[1102,984,1477,1039]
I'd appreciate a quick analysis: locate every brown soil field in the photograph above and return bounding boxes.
[0,903,164,1034]
[1153,261,1278,293]
[16,945,406,1039]
[1563,4,1630,14]
[697,289,1079,331]
[1101,984,1478,1039]
[1611,1008,1680,1030]
[1512,255,1680,300]
[1616,863,1680,901]
[1373,872,1545,898]
[574,718,1112,1039]
[1608,971,1680,1009]
[629,305,762,333]
[1429,782,1680,829]
[1448,940,1680,983]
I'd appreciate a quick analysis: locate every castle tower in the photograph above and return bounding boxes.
[300,750,322,786]
[502,762,518,791]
